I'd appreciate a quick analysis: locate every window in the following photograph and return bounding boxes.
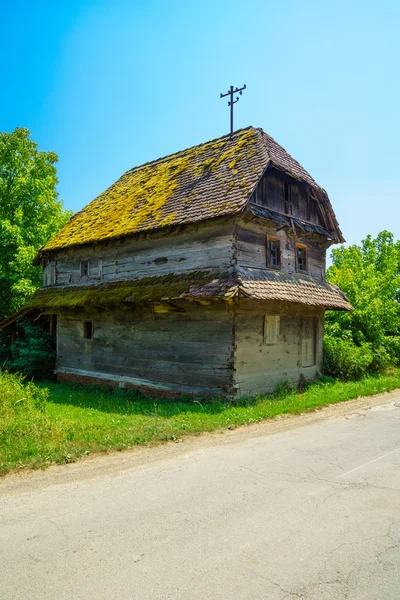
[267,236,281,268]
[264,316,280,345]
[284,181,291,213]
[300,317,316,367]
[83,321,93,340]
[284,181,289,201]
[81,260,89,277]
[296,245,307,272]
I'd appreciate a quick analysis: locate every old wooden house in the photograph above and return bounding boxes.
[1,127,351,396]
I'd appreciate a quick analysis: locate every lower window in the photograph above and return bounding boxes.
[300,317,316,367]
[83,321,93,340]
[264,315,280,345]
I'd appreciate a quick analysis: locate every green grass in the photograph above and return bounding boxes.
[1,370,400,476]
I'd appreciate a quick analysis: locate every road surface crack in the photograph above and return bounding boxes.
[247,567,301,598]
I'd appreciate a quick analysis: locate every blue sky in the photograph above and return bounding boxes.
[1,0,399,248]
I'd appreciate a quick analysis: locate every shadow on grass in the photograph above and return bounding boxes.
[38,375,374,419]
[41,381,261,417]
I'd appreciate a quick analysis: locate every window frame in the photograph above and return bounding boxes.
[295,244,307,273]
[83,320,93,341]
[263,315,280,346]
[266,235,282,269]
[81,260,89,277]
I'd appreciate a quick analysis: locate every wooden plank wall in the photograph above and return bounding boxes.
[251,171,326,227]
[56,301,234,395]
[46,219,235,288]
[233,299,324,396]
[235,217,327,280]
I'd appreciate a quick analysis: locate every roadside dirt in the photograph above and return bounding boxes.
[1,388,399,495]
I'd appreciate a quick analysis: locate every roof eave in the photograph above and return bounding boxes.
[0,307,40,331]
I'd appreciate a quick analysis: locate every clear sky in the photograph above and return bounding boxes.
[1,0,399,248]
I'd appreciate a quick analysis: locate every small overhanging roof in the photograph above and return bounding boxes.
[248,205,334,240]
[21,272,234,311]
[3,269,352,318]
[231,267,352,311]
[0,307,40,331]
[36,126,343,260]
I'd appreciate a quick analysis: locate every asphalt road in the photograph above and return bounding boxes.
[2,391,400,600]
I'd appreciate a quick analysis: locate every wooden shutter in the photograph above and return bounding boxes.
[264,316,280,345]
[300,317,316,367]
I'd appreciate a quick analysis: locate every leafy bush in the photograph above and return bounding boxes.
[8,319,55,380]
[381,336,400,366]
[326,231,400,378]
[0,333,10,367]
[323,337,373,380]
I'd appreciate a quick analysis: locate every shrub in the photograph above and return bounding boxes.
[323,336,373,380]
[0,371,49,416]
[326,231,400,378]
[370,345,392,372]
[381,336,400,366]
[8,319,55,380]
[0,333,10,367]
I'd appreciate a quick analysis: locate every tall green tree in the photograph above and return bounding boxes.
[0,128,71,320]
[326,231,400,367]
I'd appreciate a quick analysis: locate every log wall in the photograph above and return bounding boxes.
[55,301,234,395]
[54,299,324,398]
[45,219,235,288]
[235,217,327,280]
[233,299,324,396]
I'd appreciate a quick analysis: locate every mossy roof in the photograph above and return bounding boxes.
[25,272,235,310]
[21,268,351,313]
[41,126,343,253]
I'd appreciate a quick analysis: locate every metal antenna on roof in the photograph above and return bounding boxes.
[220,84,246,137]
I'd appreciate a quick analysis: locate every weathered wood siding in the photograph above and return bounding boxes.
[233,299,324,396]
[251,171,326,227]
[43,262,56,287]
[56,301,234,395]
[44,219,235,288]
[235,217,327,280]
[55,299,324,397]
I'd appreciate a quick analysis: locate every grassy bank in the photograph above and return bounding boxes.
[1,370,400,476]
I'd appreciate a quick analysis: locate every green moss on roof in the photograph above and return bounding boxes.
[24,267,351,312]
[27,272,228,309]
[40,125,344,253]
[43,127,264,252]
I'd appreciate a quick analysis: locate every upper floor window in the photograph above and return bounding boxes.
[267,236,281,268]
[81,260,89,277]
[296,244,307,272]
[284,181,291,214]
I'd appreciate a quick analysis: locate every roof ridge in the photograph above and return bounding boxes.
[125,126,256,174]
